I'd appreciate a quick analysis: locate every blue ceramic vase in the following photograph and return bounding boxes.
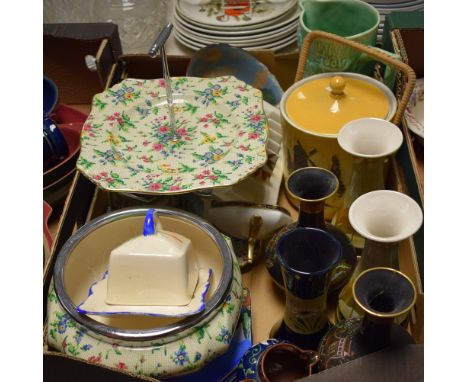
[265,167,356,295]
[271,227,342,350]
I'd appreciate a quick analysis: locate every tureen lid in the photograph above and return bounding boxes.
[283,72,396,137]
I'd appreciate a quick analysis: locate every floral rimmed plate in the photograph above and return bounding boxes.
[405,78,424,142]
[77,268,212,317]
[77,76,268,194]
[176,0,297,28]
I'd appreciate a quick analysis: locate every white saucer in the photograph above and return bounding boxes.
[77,268,212,317]
[405,78,424,141]
[176,0,297,28]
[174,29,296,52]
[173,16,297,45]
[174,4,300,36]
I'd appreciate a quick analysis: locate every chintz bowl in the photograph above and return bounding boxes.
[48,207,242,378]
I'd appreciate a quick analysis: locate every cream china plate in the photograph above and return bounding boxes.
[176,0,297,28]
[77,76,268,194]
[174,29,296,52]
[173,5,300,36]
[77,268,212,317]
[404,78,424,141]
[173,15,298,44]
[174,28,296,48]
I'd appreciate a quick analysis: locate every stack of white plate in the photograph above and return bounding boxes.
[365,0,424,43]
[173,0,299,52]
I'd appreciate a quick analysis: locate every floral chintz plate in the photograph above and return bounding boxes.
[77,76,268,194]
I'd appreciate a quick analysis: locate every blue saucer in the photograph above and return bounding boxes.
[187,44,284,106]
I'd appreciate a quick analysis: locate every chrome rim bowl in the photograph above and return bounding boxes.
[53,207,233,345]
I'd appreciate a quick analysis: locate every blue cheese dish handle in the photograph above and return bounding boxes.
[143,208,156,236]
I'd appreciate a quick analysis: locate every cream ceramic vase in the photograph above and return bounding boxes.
[332,118,404,249]
[336,190,423,321]
[281,73,397,219]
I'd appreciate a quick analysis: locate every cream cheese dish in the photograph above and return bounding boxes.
[106,229,198,306]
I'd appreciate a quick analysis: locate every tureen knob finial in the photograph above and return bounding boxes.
[330,76,346,96]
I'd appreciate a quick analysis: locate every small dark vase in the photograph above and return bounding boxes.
[265,167,356,294]
[318,267,416,370]
[271,227,342,350]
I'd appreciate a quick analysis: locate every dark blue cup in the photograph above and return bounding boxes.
[43,76,68,171]
[43,116,68,171]
[44,76,58,116]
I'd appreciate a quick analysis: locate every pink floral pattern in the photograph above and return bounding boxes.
[199,112,229,128]
[77,76,268,194]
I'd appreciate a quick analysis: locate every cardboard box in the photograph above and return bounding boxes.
[43,23,149,382]
[44,23,123,103]
[44,25,424,381]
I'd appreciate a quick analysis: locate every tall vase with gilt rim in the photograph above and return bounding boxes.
[270,227,342,350]
[265,167,356,296]
[319,267,416,371]
[336,190,423,321]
